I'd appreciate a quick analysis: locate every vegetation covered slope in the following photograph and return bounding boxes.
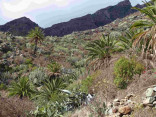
[0,1,156,117]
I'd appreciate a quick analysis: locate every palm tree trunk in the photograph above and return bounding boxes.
[34,39,38,55]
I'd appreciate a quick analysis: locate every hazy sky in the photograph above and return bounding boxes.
[0,0,150,28]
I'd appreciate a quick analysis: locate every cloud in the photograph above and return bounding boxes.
[0,0,78,19]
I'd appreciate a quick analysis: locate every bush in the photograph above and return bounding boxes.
[114,57,144,89]
[25,58,33,65]
[80,71,100,93]
[0,83,7,90]
[47,61,61,73]
[29,67,47,86]
[8,77,34,99]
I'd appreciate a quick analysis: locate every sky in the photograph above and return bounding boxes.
[0,0,150,28]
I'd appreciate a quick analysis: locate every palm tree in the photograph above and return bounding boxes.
[28,27,45,54]
[34,79,66,104]
[86,34,119,69]
[131,0,156,59]
[8,77,34,99]
[47,61,61,79]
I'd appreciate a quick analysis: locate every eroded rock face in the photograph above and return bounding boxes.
[45,0,135,37]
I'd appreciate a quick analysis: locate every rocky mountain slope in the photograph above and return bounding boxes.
[0,17,39,36]
[0,0,143,37]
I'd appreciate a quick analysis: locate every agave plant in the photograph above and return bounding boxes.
[8,77,34,99]
[86,34,119,69]
[131,0,156,59]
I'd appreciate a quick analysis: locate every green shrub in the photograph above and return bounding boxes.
[29,67,47,86]
[8,77,34,99]
[114,57,144,89]
[0,83,7,90]
[47,61,61,73]
[80,71,100,93]
[25,58,33,64]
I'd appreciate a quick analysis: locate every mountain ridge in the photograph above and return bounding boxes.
[0,0,143,37]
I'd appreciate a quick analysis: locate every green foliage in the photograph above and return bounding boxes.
[29,67,47,86]
[28,27,45,41]
[86,34,119,61]
[114,57,144,89]
[25,58,33,65]
[80,71,100,93]
[86,34,120,69]
[47,61,61,73]
[0,83,7,90]
[34,79,66,104]
[131,0,156,58]
[8,77,34,99]
[27,27,45,54]
[0,72,13,84]
[80,76,94,93]
[119,29,142,50]
[29,101,65,117]
[89,102,107,117]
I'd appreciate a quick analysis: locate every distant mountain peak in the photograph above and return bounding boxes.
[0,17,38,36]
[0,0,143,37]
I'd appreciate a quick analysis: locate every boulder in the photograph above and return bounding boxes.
[143,97,155,105]
[146,88,155,97]
[125,94,135,100]
[153,101,156,105]
[153,87,156,92]
[113,101,120,106]
[118,106,131,115]
[114,99,120,102]
[112,108,118,113]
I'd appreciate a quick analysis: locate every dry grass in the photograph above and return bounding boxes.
[69,54,156,117]
[0,96,35,117]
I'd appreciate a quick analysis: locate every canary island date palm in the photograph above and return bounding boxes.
[28,27,45,55]
[86,34,119,70]
[131,0,156,59]
[8,77,34,99]
[34,78,66,104]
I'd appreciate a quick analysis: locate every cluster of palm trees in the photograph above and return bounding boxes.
[86,0,156,69]
[6,0,156,116]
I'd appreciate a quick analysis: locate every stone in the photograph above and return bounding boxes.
[126,94,135,100]
[147,104,154,107]
[108,108,113,115]
[112,108,118,113]
[107,102,113,108]
[146,88,155,97]
[153,101,156,105]
[120,101,125,105]
[143,97,155,105]
[127,100,132,104]
[105,108,113,115]
[114,99,120,102]
[118,106,131,115]
[153,87,156,92]
[111,113,121,117]
[113,102,120,106]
